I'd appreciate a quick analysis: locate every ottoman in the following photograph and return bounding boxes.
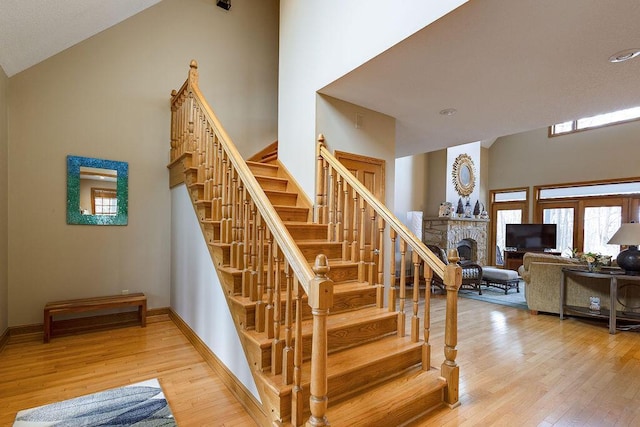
[482,267,520,294]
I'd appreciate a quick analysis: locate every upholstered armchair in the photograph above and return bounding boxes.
[426,245,484,294]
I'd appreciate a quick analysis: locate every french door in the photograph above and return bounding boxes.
[536,197,628,257]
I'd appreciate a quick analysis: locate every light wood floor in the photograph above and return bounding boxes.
[0,314,257,426]
[2,299,640,426]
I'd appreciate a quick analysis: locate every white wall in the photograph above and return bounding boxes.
[171,184,259,401]
[279,0,468,201]
[7,0,279,326]
[394,153,429,220]
[0,66,7,334]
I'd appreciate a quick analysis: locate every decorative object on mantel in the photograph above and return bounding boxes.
[473,200,481,217]
[464,199,472,218]
[452,153,476,197]
[438,201,453,217]
[456,198,464,217]
[479,206,489,220]
[607,222,640,275]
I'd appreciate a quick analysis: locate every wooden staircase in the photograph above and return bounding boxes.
[169,60,462,426]
[179,156,448,425]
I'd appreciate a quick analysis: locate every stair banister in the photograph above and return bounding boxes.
[171,60,334,425]
[315,134,462,407]
[316,136,447,279]
[180,60,316,294]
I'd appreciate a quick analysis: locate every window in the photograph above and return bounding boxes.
[91,188,118,215]
[490,188,529,265]
[549,105,640,136]
[535,178,640,256]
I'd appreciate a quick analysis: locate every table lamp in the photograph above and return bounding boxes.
[607,222,640,275]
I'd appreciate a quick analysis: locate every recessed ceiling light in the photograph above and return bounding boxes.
[609,48,640,63]
[439,108,457,116]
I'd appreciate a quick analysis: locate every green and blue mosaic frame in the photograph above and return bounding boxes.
[67,155,128,225]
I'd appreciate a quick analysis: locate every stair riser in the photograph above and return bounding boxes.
[256,176,288,192]
[285,224,328,240]
[250,315,398,372]
[285,348,423,420]
[218,269,243,295]
[202,222,221,243]
[275,207,309,222]
[239,286,378,330]
[195,202,211,221]
[247,162,279,177]
[327,264,358,282]
[265,191,298,206]
[298,243,342,262]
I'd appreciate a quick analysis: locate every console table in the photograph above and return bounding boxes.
[560,267,640,334]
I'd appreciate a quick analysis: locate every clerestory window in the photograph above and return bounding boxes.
[549,105,640,137]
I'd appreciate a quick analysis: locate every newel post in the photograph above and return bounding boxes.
[306,254,334,427]
[315,134,327,224]
[441,264,462,408]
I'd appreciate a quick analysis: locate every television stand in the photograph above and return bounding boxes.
[504,249,560,271]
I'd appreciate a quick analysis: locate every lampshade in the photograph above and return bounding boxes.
[607,222,640,275]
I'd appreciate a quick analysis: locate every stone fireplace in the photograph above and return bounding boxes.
[422,217,489,266]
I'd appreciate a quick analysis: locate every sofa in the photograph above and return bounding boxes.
[518,252,640,315]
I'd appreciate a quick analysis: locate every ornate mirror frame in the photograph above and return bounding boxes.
[67,155,128,225]
[452,153,476,197]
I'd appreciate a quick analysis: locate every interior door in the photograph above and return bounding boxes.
[335,151,385,282]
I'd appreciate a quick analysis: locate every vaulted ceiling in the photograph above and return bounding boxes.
[2,0,639,157]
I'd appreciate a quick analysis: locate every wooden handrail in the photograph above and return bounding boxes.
[177,60,316,292]
[317,135,447,279]
[316,134,462,409]
[170,60,334,425]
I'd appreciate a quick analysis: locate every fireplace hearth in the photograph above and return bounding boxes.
[423,217,489,266]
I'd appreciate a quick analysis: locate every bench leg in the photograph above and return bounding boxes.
[140,301,147,328]
[43,311,51,343]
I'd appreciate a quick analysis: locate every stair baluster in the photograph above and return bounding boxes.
[272,243,283,375]
[291,281,304,426]
[282,261,294,384]
[398,239,407,337]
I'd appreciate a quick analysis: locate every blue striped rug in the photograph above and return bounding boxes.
[13,378,176,426]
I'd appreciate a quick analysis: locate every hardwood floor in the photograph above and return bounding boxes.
[0,314,257,426]
[2,299,640,426]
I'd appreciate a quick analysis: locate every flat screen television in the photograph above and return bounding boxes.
[505,224,557,250]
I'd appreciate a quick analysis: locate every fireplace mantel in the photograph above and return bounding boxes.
[423,217,489,266]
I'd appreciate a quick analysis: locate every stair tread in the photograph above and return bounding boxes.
[229,280,373,308]
[263,334,424,390]
[325,368,446,425]
[255,174,288,182]
[273,205,308,211]
[247,160,278,169]
[243,306,395,345]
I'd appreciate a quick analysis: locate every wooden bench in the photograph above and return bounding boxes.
[43,293,146,343]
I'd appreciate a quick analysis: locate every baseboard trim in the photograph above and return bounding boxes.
[168,309,268,426]
[0,327,9,353]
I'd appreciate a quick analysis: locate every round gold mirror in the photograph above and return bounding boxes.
[452,153,476,197]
